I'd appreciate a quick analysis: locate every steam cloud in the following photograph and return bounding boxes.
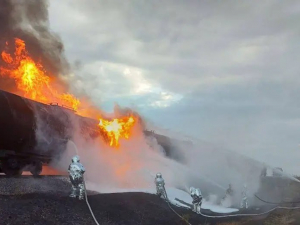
[0,0,69,92]
[50,107,266,207]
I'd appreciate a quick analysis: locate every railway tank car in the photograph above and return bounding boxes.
[0,89,99,176]
[0,89,186,176]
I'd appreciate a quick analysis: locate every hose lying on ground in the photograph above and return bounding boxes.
[198,205,300,218]
[69,140,300,223]
[68,140,100,225]
[164,188,192,225]
[83,177,100,225]
[172,194,300,219]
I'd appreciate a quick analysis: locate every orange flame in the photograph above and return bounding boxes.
[99,116,136,147]
[0,38,80,111]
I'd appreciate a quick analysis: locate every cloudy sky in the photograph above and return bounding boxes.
[48,0,300,174]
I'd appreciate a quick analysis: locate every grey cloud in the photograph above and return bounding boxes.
[142,79,300,173]
[48,0,300,174]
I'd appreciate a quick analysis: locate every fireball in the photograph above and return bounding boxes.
[99,116,136,147]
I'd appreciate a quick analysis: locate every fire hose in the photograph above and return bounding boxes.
[170,191,300,219]
[146,170,192,225]
[68,140,100,225]
[197,205,300,218]
[172,200,300,219]
[68,140,300,223]
[163,187,192,225]
[161,188,300,221]
[69,140,188,225]
[255,194,300,205]
[83,176,100,225]
[194,196,300,218]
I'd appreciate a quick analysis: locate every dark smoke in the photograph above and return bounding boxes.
[0,0,69,90]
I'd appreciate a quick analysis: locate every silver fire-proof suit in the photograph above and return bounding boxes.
[68,155,86,200]
[240,184,248,209]
[155,173,167,200]
[190,187,202,214]
[222,184,234,201]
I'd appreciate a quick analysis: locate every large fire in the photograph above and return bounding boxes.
[0,38,80,110]
[99,116,136,147]
[0,38,138,148]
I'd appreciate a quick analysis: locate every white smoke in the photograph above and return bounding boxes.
[45,106,299,208]
[50,111,189,192]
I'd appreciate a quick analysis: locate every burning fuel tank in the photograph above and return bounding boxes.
[0,89,183,160]
[0,89,100,160]
[0,90,71,158]
[0,89,188,176]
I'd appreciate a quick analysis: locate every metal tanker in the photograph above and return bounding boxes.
[0,89,99,176]
[0,89,186,176]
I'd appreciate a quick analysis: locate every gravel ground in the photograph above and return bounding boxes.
[0,176,70,195]
[0,193,94,225]
[0,176,293,225]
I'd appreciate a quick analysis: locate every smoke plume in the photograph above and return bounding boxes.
[1,0,298,210]
[49,107,264,206]
[0,0,69,92]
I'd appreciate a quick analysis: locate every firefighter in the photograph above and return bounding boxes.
[68,155,86,200]
[190,187,202,214]
[155,173,167,200]
[221,183,234,206]
[224,184,234,199]
[240,184,248,209]
[261,167,267,177]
